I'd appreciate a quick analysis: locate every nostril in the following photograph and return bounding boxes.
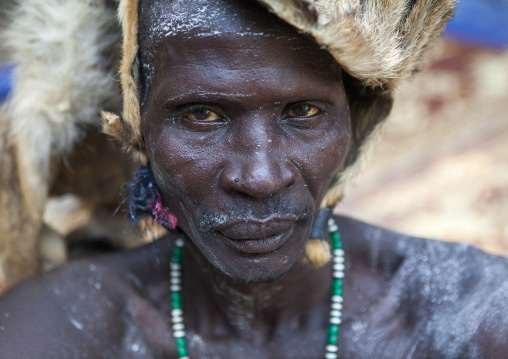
[220,153,299,199]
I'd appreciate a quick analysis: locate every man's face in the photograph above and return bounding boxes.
[140,0,351,283]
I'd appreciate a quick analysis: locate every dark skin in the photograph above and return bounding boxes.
[1,1,508,358]
[2,217,508,358]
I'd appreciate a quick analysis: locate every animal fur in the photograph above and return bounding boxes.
[4,0,121,218]
[0,0,130,287]
[105,0,456,208]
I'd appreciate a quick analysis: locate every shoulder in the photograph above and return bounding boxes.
[403,239,508,357]
[334,214,508,284]
[0,235,177,358]
[335,215,508,357]
[0,256,128,358]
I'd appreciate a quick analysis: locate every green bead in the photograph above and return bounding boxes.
[171,292,182,304]
[332,280,343,294]
[177,345,188,358]
[330,233,342,250]
[328,324,339,337]
[176,337,186,349]
[328,335,338,345]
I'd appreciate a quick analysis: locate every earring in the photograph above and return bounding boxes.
[127,165,178,230]
[302,238,331,267]
[147,188,178,229]
[301,208,332,267]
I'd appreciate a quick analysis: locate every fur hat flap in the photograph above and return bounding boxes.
[259,0,456,88]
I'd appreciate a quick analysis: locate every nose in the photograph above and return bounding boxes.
[220,139,298,199]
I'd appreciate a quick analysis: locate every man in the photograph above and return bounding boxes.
[1,0,507,358]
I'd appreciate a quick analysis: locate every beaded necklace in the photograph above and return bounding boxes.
[170,218,344,359]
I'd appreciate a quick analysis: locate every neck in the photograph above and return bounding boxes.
[182,239,332,339]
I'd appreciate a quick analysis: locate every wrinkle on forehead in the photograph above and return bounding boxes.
[138,0,301,105]
[139,0,292,50]
[145,0,259,38]
[137,0,339,108]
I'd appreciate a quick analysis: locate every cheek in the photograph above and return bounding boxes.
[296,122,351,197]
[146,125,223,205]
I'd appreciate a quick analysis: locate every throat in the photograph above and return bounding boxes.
[181,240,332,339]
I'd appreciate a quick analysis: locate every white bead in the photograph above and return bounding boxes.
[330,317,342,325]
[330,310,342,318]
[326,345,339,353]
[333,263,345,271]
[176,238,184,247]
[171,271,180,278]
[331,295,343,303]
[171,263,181,270]
[172,323,185,331]
[333,271,344,278]
[171,309,183,317]
[331,302,343,311]
[328,224,339,232]
[171,285,181,292]
[333,256,344,263]
[170,278,181,285]
[333,249,344,256]
[174,330,185,338]
[172,316,183,324]
[325,352,337,359]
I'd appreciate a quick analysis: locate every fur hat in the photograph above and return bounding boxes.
[104,0,456,208]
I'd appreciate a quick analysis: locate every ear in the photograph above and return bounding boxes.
[102,111,148,164]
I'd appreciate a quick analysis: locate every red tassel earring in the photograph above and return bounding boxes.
[147,191,178,229]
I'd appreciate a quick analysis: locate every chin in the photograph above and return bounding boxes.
[184,204,313,284]
[222,260,293,284]
[204,243,303,285]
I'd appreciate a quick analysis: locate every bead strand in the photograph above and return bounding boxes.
[326,218,344,359]
[170,238,189,359]
[170,218,344,359]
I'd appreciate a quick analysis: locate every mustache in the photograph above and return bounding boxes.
[199,196,313,233]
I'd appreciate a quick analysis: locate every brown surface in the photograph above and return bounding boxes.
[337,39,508,256]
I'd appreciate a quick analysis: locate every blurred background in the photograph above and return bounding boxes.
[0,0,507,277]
[337,0,508,256]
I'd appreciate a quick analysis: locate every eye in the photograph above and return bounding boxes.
[186,107,222,122]
[286,103,320,118]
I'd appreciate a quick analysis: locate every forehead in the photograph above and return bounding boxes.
[139,0,258,39]
[138,0,325,63]
[138,0,342,105]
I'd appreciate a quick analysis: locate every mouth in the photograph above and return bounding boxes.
[215,217,296,254]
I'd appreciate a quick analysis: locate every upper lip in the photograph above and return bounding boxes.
[215,216,297,240]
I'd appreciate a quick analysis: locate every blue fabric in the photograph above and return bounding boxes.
[0,64,14,102]
[444,0,508,49]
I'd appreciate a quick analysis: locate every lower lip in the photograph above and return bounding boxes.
[222,229,293,255]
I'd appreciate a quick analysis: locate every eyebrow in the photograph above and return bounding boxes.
[161,91,254,105]
[160,90,340,109]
